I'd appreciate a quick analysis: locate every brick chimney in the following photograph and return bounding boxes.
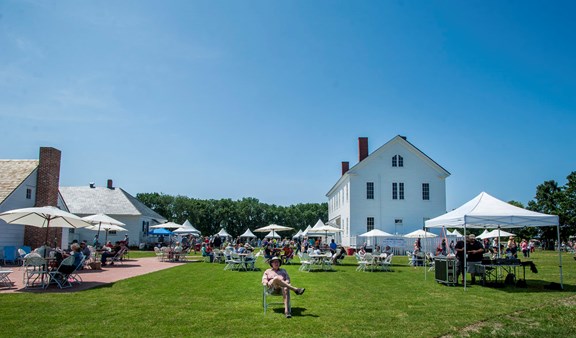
[107,179,114,189]
[35,147,61,207]
[358,137,368,162]
[341,161,349,176]
[25,147,62,248]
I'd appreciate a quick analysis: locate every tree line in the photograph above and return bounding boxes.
[135,193,328,238]
[137,171,576,243]
[513,171,576,242]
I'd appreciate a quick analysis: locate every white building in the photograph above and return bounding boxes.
[326,136,450,247]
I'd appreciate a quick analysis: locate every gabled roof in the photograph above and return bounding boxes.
[59,186,166,221]
[0,160,38,204]
[326,135,450,196]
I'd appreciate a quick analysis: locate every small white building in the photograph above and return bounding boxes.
[326,136,450,247]
[60,180,167,247]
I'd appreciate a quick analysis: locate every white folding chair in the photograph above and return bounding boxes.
[381,254,394,272]
[263,285,290,315]
[23,255,48,289]
[0,267,13,288]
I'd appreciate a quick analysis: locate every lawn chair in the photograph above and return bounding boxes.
[0,266,13,288]
[298,252,312,272]
[23,255,48,289]
[48,255,76,289]
[69,255,86,284]
[381,254,394,272]
[2,246,17,265]
[106,248,127,265]
[263,285,290,315]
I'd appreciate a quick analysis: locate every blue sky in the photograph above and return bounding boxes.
[1,1,575,210]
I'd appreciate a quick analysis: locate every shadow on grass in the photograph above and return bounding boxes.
[271,307,318,318]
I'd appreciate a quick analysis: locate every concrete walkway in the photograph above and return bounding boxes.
[0,257,194,294]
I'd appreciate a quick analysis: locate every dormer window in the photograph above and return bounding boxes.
[392,155,403,167]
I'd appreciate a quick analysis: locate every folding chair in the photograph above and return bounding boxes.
[263,285,290,315]
[48,256,76,289]
[0,267,13,288]
[107,248,127,265]
[2,246,17,265]
[23,255,48,289]
[381,254,394,272]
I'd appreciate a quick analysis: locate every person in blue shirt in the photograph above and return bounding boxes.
[329,239,337,253]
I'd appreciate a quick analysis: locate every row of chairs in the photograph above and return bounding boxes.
[356,253,394,272]
[0,246,32,266]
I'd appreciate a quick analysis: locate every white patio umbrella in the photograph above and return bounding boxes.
[359,229,394,248]
[82,213,126,243]
[150,221,182,229]
[86,223,127,243]
[479,229,515,239]
[308,224,343,243]
[0,206,91,250]
[254,224,293,239]
[404,229,438,238]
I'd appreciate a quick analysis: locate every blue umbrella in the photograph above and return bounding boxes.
[149,228,173,235]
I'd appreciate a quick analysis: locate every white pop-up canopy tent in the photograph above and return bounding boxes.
[425,191,561,288]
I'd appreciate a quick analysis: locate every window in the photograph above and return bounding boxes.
[109,230,117,235]
[393,182,405,200]
[392,155,404,167]
[366,182,374,199]
[26,188,32,199]
[367,217,374,231]
[395,219,403,225]
[422,183,430,200]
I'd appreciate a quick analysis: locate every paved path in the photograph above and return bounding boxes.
[0,257,195,293]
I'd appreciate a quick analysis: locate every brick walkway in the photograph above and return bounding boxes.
[0,257,195,293]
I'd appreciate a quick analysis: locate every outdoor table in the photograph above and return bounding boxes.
[478,261,521,286]
[308,253,334,271]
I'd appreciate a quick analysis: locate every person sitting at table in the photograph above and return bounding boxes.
[262,256,306,318]
[105,241,114,249]
[331,245,347,264]
[329,239,337,254]
[312,246,322,255]
[172,242,183,261]
[244,242,254,252]
[383,245,393,257]
[281,245,294,264]
[70,243,84,269]
[264,244,275,260]
[80,241,91,260]
[374,245,382,255]
[201,243,214,262]
[100,241,122,266]
[358,246,366,257]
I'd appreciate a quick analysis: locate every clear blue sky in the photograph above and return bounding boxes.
[1,1,575,210]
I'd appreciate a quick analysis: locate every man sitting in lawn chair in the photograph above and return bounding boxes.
[262,257,306,318]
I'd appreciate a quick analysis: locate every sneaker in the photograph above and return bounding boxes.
[295,288,305,295]
[285,313,292,318]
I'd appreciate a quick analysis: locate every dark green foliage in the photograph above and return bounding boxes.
[135,193,327,238]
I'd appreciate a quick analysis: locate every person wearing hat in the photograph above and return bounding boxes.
[262,256,305,318]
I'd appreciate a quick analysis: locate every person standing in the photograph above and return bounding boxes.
[465,235,485,284]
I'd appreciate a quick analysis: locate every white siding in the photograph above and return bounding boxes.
[327,137,448,248]
[0,171,37,248]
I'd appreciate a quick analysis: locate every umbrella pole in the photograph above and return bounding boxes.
[105,229,109,243]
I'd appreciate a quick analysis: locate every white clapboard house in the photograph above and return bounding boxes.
[326,136,450,247]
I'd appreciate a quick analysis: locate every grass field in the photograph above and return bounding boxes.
[1,250,575,337]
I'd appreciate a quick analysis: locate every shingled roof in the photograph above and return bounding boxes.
[0,160,38,204]
[60,186,166,221]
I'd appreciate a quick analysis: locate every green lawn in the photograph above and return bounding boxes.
[1,251,575,337]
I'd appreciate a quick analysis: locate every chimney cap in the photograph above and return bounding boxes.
[89,182,95,188]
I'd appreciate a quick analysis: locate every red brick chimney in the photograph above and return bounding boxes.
[25,147,62,248]
[341,161,349,175]
[358,137,368,162]
[107,179,114,189]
